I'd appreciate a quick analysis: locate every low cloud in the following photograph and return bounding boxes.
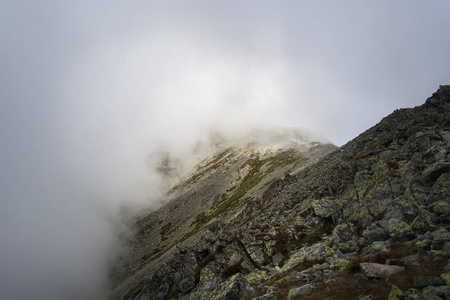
[1,1,450,299]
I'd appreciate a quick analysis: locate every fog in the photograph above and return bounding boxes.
[1,1,450,299]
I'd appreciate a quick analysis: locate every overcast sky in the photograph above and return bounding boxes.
[1,1,450,299]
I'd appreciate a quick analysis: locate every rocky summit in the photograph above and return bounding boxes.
[110,86,450,300]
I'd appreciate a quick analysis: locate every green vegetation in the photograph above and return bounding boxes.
[182,150,302,244]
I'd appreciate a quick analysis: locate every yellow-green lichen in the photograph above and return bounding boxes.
[441,273,450,285]
[388,285,403,300]
[245,271,269,286]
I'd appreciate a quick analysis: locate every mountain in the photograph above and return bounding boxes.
[110,86,450,300]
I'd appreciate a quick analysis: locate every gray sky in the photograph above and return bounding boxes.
[1,1,450,299]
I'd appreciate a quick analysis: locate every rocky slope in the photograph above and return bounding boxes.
[110,86,450,300]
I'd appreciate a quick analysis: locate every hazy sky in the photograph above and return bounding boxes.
[1,1,450,299]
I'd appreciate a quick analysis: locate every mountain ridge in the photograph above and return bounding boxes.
[110,86,450,300]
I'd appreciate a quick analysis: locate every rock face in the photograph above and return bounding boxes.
[110,86,450,299]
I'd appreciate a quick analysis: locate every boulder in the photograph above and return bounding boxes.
[426,173,450,203]
[272,253,285,266]
[333,223,357,243]
[287,287,302,300]
[298,284,315,295]
[360,263,405,278]
[431,228,450,252]
[388,285,404,300]
[363,224,388,243]
[421,292,444,300]
[287,284,314,299]
[414,276,444,288]
[432,201,450,221]
[441,273,450,285]
[403,288,422,300]
[385,218,415,240]
[362,241,391,255]
[278,243,326,275]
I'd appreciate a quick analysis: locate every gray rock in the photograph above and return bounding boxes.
[179,275,196,293]
[363,224,388,243]
[362,240,391,255]
[388,285,403,300]
[426,173,450,204]
[287,287,302,300]
[423,285,450,299]
[385,218,415,240]
[413,276,444,288]
[299,284,315,295]
[421,292,444,300]
[287,285,314,300]
[404,288,422,300]
[272,253,284,266]
[333,223,357,243]
[360,263,405,278]
[431,228,450,251]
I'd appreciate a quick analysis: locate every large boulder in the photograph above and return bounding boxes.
[360,263,405,278]
[278,243,326,275]
[431,228,450,253]
[413,276,444,288]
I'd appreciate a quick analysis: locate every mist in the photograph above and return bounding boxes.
[1,1,450,299]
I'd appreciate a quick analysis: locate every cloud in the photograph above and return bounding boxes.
[1,1,450,299]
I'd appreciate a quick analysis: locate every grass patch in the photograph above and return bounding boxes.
[363,242,414,264]
[198,253,216,268]
[221,259,244,281]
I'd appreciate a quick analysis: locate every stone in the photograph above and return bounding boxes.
[278,243,326,275]
[287,287,302,300]
[427,173,450,204]
[444,259,450,272]
[179,275,196,293]
[362,240,391,255]
[413,276,444,288]
[388,285,404,300]
[298,284,315,295]
[287,285,315,300]
[421,281,450,298]
[441,273,450,285]
[432,201,450,221]
[333,223,357,243]
[431,228,450,252]
[385,218,415,240]
[363,224,388,243]
[338,241,358,254]
[206,273,256,300]
[404,288,422,299]
[272,253,285,266]
[421,292,443,300]
[250,247,266,266]
[360,263,405,278]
